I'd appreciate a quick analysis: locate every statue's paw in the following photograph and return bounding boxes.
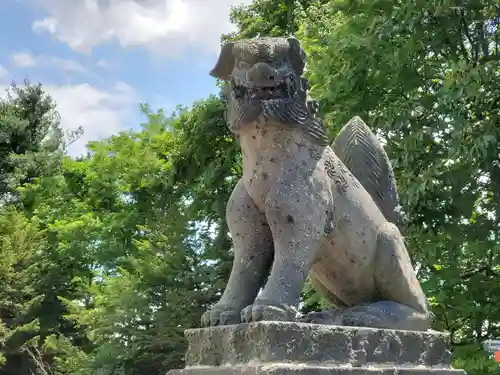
[342,311,385,328]
[298,309,344,325]
[241,302,298,323]
[201,307,240,327]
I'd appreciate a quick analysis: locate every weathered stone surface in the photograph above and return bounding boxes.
[185,322,452,368]
[170,365,465,375]
[167,322,466,375]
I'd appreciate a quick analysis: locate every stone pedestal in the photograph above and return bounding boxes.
[168,322,466,375]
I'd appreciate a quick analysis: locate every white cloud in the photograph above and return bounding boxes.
[32,0,252,55]
[45,82,139,156]
[96,59,113,68]
[11,51,87,73]
[48,57,87,73]
[11,52,37,67]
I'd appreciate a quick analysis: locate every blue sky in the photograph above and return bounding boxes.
[0,0,251,155]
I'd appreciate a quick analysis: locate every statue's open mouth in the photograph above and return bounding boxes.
[233,82,290,102]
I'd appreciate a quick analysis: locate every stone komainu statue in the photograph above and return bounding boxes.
[201,37,430,331]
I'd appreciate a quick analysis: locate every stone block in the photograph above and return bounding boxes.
[167,322,466,375]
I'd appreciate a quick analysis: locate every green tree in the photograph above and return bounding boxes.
[0,208,47,373]
[0,173,99,375]
[29,101,239,375]
[227,0,326,40]
[0,81,63,204]
[0,81,86,375]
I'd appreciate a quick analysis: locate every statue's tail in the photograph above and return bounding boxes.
[331,116,407,229]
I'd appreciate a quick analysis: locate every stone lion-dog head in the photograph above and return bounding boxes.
[210,37,327,146]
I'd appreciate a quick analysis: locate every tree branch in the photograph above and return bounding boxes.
[460,264,498,280]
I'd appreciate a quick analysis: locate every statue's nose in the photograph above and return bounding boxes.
[247,62,278,86]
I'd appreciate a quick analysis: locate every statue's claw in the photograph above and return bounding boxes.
[201,307,240,327]
[241,303,298,323]
[200,311,215,327]
[219,310,240,325]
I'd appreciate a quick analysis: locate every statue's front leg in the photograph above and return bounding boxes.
[201,178,274,327]
[241,175,328,322]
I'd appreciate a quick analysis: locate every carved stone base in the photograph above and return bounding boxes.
[167,322,466,375]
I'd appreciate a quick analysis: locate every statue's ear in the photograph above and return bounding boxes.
[210,41,235,81]
[287,37,306,75]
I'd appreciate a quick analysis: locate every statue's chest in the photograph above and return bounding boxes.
[239,125,320,211]
[242,155,285,212]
